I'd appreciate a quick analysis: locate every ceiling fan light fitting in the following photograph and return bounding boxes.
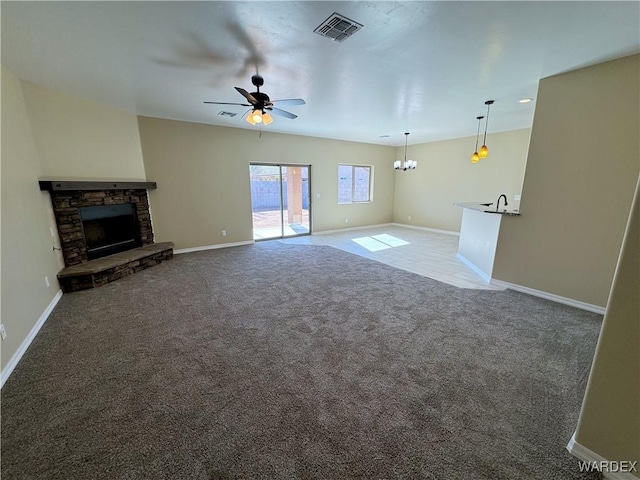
[253,110,264,123]
[262,112,274,125]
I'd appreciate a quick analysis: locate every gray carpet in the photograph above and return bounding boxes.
[1,242,603,479]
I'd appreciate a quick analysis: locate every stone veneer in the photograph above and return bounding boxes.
[50,189,153,267]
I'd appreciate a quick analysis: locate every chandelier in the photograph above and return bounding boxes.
[394,132,417,171]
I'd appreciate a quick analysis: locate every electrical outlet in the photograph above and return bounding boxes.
[345,218,349,223]
[408,215,412,221]
[514,194,521,201]
[316,193,321,199]
[222,230,227,237]
[0,324,7,341]
[45,276,50,288]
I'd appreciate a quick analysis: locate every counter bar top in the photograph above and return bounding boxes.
[454,202,521,216]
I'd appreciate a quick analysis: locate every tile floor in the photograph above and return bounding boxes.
[278,224,504,290]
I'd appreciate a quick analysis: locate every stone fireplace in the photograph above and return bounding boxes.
[40,180,173,292]
[41,182,155,267]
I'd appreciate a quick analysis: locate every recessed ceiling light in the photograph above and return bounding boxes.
[519,98,533,104]
[379,135,390,138]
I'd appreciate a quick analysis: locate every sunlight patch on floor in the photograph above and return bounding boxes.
[352,234,410,251]
[371,234,410,247]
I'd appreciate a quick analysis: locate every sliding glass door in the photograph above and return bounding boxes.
[250,164,311,240]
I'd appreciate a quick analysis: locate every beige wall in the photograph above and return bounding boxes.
[1,67,64,372]
[393,128,530,232]
[21,81,146,180]
[574,175,639,474]
[493,54,640,308]
[1,73,151,379]
[137,117,395,249]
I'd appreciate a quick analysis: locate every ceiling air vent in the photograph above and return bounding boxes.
[314,13,363,42]
[218,111,238,118]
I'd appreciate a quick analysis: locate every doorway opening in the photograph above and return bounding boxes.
[250,164,311,240]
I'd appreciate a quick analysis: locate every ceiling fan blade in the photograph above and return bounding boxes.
[268,107,298,119]
[226,22,266,79]
[153,33,231,72]
[272,99,306,106]
[204,101,252,106]
[235,87,258,105]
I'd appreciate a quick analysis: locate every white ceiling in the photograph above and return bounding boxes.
[2,1,639,146]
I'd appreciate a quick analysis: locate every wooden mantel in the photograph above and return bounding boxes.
[38,180,157,191]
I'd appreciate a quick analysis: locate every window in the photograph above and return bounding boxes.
[338,165,372,203]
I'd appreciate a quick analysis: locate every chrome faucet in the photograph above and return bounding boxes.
[496,194,508,211]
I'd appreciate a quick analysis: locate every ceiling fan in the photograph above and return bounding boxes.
[204,74,305,126]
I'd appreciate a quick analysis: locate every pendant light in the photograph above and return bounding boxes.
[478,100,494,159]
[394,132,416,170]
[471,116,484,164]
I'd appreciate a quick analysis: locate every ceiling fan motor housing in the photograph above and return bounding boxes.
[251,91,272,108]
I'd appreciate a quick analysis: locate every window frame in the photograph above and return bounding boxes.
[337,164,373,204]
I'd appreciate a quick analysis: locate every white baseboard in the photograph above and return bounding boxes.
[313,223,393,235]
[456,253,492,283]
[567,433,639,480]
[173,240,254,254]
[490,279,606,314]
[392,223,460,237]
[1,289,63,389]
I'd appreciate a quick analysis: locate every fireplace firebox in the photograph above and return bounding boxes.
[80,204,142,260]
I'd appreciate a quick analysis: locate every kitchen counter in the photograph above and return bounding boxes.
[454,202,521,216]
[455,201,520,282]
